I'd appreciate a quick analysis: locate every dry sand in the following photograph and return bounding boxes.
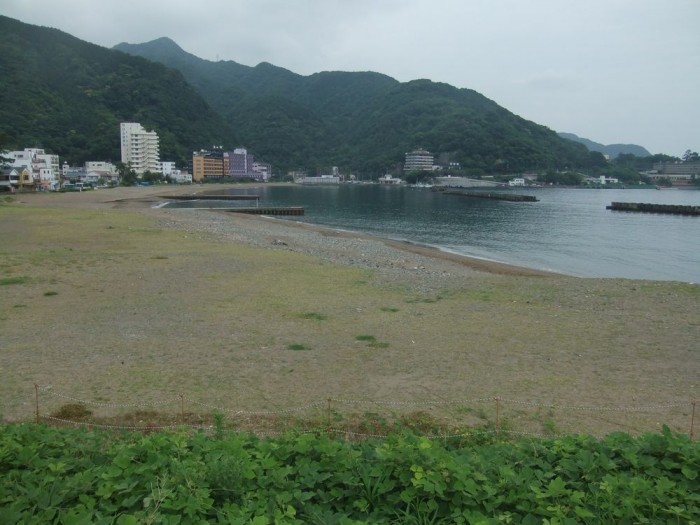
[1,185,698,436]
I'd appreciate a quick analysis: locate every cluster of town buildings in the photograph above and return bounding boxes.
[191,146,271,182]
[0,122,272,192]
[2,123,698,191]
[0,147,62,191]
[646,162,700,186]
[293,149,439,185]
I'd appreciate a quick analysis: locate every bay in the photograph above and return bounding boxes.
[171,185,700,282]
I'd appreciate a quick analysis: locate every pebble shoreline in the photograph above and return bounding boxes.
[151,207,494,295]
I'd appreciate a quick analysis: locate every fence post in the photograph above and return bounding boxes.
[494,397,500,436]
[34,383,40,423]
[179,394,185,425]
[690,400,697,441]
[326,398,332,434]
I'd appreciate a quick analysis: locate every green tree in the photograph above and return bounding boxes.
[116,162,137,186]
[403,170,432,184]
[141,170,164,184]
[682,149,699,162]
[539,171,583,186]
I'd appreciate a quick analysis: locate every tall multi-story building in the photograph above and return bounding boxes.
[228,147,250,177]
[404,149,435,172]
[120,122,160,174]
[192,148,228,182]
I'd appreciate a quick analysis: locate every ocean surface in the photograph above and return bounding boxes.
[167,185,700,282]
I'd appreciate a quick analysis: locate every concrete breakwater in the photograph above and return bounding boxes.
[439,190,539,202]
[224,207,305,216]
[163,194,259,201]
[606,202,700,216]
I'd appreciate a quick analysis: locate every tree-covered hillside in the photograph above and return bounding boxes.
[0,16,236,165]
[115,38,600,175]
[1,15,601,175]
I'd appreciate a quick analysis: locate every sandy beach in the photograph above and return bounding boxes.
[1,185,698,436]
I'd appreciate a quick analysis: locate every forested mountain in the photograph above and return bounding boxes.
[0,16,235,165]
[558,133,651,159]
[116,38,600,175]
[1,14,600,175]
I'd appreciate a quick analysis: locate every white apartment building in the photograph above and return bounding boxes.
[404,149,435,172]
[120,122,160,174]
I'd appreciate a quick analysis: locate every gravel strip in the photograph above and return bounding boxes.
[149,208,490,295]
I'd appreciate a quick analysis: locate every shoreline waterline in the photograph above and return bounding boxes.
[246,212,559,277]
[13,184,696,281]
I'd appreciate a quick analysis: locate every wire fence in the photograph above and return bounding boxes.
[29,383,697,441]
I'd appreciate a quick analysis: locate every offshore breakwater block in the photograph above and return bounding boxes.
[606,202,700,216]
[225,207,305,216]
[441,190,539,202]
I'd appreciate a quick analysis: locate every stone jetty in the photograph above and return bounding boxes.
[438,190,539,202]
[606,202,700,216]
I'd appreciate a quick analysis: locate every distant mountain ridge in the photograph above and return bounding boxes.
[0,16,235,165]
[558,132,650,158]
[0,15,604,175]
[114,37,600,174]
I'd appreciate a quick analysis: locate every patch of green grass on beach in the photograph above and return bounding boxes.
[287,343,309,351]
[380,306,400,313]
[43,290,58,296]
[355,334,389,348]
[406,294,444,304]
[298,312,327,321]
[0,276,30,286]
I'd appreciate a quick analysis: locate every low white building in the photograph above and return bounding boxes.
[158,161,177,176]
[296,175,340,184]
[378,174,404,184]
[85,161,117,175]
[63,161,120,186]
[170,170,193,184]
[252,161,272,181]
[508,178,526,187]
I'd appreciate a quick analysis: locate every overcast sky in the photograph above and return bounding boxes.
[4,0,699,156]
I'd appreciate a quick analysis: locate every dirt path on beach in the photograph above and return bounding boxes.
[1,186,698,436]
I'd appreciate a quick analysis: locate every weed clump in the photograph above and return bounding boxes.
[0,276,30,286]
[298,312,327,321]
[51,403,93,421]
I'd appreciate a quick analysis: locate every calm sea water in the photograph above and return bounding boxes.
[169,185,700,282]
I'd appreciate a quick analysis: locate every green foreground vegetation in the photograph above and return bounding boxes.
[1,423,698,524]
